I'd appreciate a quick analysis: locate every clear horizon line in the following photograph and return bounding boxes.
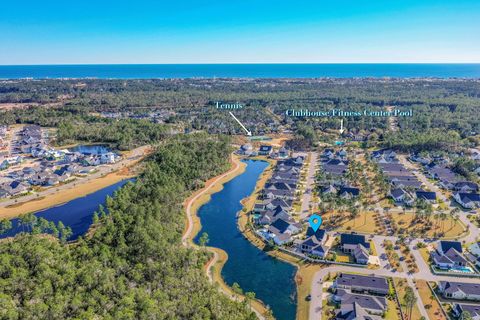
[1,62,480,66]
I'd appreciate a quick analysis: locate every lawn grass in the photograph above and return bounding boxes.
[385,299,401,320]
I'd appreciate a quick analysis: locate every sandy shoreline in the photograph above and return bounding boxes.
[182,154,271,319]
[0,170,134,219]
[0,145,149,219]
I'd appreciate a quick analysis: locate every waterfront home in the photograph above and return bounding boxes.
[256,207,290,225]
[452,304,480,320]
[432,241,468,270]
[299,228,329,258]
[100,152,117,164]
[264,198,291,211]
[262,189,295,201]
[5,180,29,195]
[333,273,389,296]
[258,145,273,156]
[268,218,301,235]
[333,289,387,315]
[438,281,480,301]
[454,192,480,209]
[238,143,253,156]
[278,147,289,159]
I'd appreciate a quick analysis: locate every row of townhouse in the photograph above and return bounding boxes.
[318,148,360,200]
[372,149,438,206]
[331,273,390,319]
[0,163,81,198]
[414,155,480,209]
[253,155,305,245]
[436,280,480,319]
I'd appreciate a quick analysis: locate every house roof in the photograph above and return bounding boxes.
[259,145,272,152]
[270,218,292,233]
[416,191,437,201]
[439,241,463,253]
[457,193,480,204]
[440,281,480,295]
[453,304,480,318]
[391,188,406,198]
[454,181,479,191]
[306,227,326,240]
[340,233,370,249]
[336,289,387,312]
[336,273,388,292]
[339,187,360,197]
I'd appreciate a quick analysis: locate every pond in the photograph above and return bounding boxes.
[0,179,132,240]
[194,159,297,320]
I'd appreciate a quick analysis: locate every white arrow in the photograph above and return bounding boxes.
[229,112,252,136]
[339,119,345,134]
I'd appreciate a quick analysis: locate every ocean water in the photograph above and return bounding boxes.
[194,160,297,320]
[0,64,479,79]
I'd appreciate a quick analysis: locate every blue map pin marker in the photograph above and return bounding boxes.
[309,214,322,232]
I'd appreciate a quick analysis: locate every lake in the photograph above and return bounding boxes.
[0,179,132,240]
[1,64,480,79]
[194,159,297,320]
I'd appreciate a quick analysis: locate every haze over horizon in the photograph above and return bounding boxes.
[1,0,479,65]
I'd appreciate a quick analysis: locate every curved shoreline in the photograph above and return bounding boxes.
[182,154,269,319]
[0,145,149,219]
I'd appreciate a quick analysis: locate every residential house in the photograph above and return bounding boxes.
[438,281,480,301]
[238,143,253,156]
[415,190,437,203]
[454,182,479,193]
[340,233,371,264]
[452,304,480,320]
[258,145,273,156]
[432,241,468,270]
[454,192,480,209]
[333,289,387,315]
[333,273,389,296]
[299,228,329,258]
[339,187,360,199]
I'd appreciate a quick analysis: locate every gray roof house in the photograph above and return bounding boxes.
[333,289,387,315]
[432,241,468,270]
[454,192,480,209]
[333,273,389,296]
[300,229,329,258]
[452,304,480,319]
[438,281,480,301]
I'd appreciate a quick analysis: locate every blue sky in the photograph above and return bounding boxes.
[1,0,479,64]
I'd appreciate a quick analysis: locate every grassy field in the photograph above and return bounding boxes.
[391,212,465,238]
[324,211,379,234]
[394,278,423,320]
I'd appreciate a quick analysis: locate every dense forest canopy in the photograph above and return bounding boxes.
[1,78,479,140]
[0,134,256,320]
